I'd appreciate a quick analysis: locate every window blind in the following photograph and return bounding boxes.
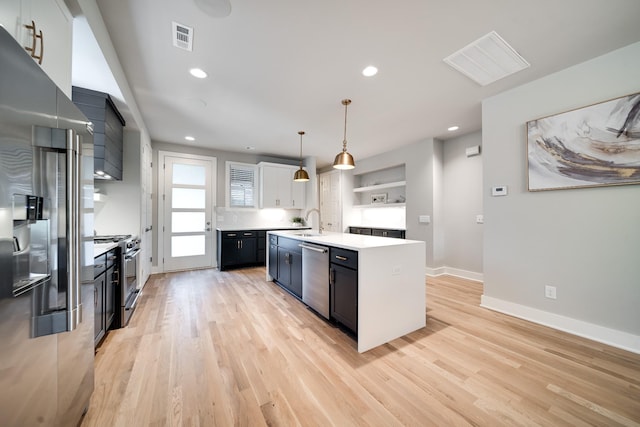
[229,163,256,207]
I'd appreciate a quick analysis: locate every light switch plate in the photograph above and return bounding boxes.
[476,215,484,224]
[419,215,431,224]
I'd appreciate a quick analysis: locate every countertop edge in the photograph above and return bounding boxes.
[268,230,424,251]
[216,226,311,232]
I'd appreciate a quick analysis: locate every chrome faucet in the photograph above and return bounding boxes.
[305,208,323,234]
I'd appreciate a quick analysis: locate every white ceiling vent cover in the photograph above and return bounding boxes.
[443,31,530,86]
[172,21,193,51]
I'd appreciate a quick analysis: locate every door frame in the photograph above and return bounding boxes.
[157,151,217,272]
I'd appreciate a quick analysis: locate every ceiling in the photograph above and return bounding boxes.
[76,0,640,168]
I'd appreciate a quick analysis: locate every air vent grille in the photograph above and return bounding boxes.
[443,31,530,86]
[172,21,193,51]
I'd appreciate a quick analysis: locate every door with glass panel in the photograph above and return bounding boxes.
[161,154,216,271]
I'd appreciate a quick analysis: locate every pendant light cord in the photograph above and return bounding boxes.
[342,99,351,152]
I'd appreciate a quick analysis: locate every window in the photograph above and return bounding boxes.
[226,162,257,207]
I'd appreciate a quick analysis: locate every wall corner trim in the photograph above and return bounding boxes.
[480,295,640,355]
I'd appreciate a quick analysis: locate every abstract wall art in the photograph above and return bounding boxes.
[527,92,640,191]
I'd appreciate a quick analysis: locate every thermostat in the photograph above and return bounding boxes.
[492,186,508,196]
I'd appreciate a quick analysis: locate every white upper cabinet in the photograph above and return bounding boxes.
[259,162,306,209]
[0,0,72,97]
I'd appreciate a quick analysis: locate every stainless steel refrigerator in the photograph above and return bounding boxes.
[0,27,95,426]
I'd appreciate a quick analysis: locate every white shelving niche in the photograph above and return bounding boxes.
[352,164,406,208]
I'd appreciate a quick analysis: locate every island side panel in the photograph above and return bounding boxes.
[357,241,426,353]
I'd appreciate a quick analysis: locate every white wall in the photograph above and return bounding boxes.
[443,131,483,278]
[482,42,640,352]
[348,138,443,268]
[93,129,141,236]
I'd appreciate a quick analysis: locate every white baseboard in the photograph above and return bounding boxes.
[481,295,640,355]
[425,266,483,282]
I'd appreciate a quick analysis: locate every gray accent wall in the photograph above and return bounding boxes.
[443,131,483,275]
[482,42,640,344]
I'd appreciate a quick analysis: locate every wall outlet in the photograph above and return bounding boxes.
[392,265,401,275]
[545,285,557,299]
[476,214,484,224]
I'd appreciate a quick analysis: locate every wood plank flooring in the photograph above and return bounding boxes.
[81,269,640,426]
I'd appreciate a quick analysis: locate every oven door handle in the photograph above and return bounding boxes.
[125,248,141,260]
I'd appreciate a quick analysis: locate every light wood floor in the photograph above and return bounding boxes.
[81,268,640,426]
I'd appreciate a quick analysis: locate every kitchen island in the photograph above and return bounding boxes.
[267,230,426,353]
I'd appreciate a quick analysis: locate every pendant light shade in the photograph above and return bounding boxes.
[333,99,355,170]
[293,131,310,182]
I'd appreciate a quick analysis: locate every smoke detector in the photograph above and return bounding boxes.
[444,31,530,86]
[172,21,193,51]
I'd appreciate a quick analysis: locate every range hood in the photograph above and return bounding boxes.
[72,86,126,180]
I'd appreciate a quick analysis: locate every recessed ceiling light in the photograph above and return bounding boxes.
[362,66,378,77]
[185,136,195,141]
[448,126,459,132]
[189,68,208,79]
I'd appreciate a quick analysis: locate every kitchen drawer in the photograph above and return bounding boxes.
[349,227,372,235]
[105,249,118,268]
[371,229,405,238]
[222,231,256,239]
[330,247,358,270]
[278,236,301,253]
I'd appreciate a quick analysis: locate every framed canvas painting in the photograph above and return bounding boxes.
[527,92,640,191]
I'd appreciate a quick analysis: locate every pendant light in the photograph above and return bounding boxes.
[293,131,310,182]
[333,99,356,170]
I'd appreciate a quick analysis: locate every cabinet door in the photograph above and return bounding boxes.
[268,242,278,279]
[260,166,282,208]
[291,179,306,209]
[26,0,73,96]
[289,251,302,298]
[238,237,257,264]
[220,238,239,270]
[277,247,291,288]
[94,273,105,346]
[330,264,358,334]
[105,265,115,330]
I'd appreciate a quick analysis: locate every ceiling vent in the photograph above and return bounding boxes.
[443,31,530,86]
[172,21,193,51]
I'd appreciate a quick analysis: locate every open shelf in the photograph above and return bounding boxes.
[353,202,406,209]
[353,180,406,193]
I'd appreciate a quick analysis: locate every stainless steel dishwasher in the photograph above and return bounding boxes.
[300,243,330,319]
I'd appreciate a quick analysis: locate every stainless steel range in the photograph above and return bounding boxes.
[94,234,141,327]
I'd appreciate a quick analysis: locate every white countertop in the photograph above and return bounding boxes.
[268,230,422,251]
[216,226,311,232]
[94,242,118,258]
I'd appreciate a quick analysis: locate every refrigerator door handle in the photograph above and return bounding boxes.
[66,130,82,331]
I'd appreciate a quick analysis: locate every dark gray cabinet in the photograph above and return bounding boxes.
[272,236,302,299]
[93,266,105,347]
[349,226,405,239]
[94,248,119,347]
[72,86,126,180]
[104,250,118,331]
[218,230,258,270]
[268,235,278,279]
[330,247,358,334]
